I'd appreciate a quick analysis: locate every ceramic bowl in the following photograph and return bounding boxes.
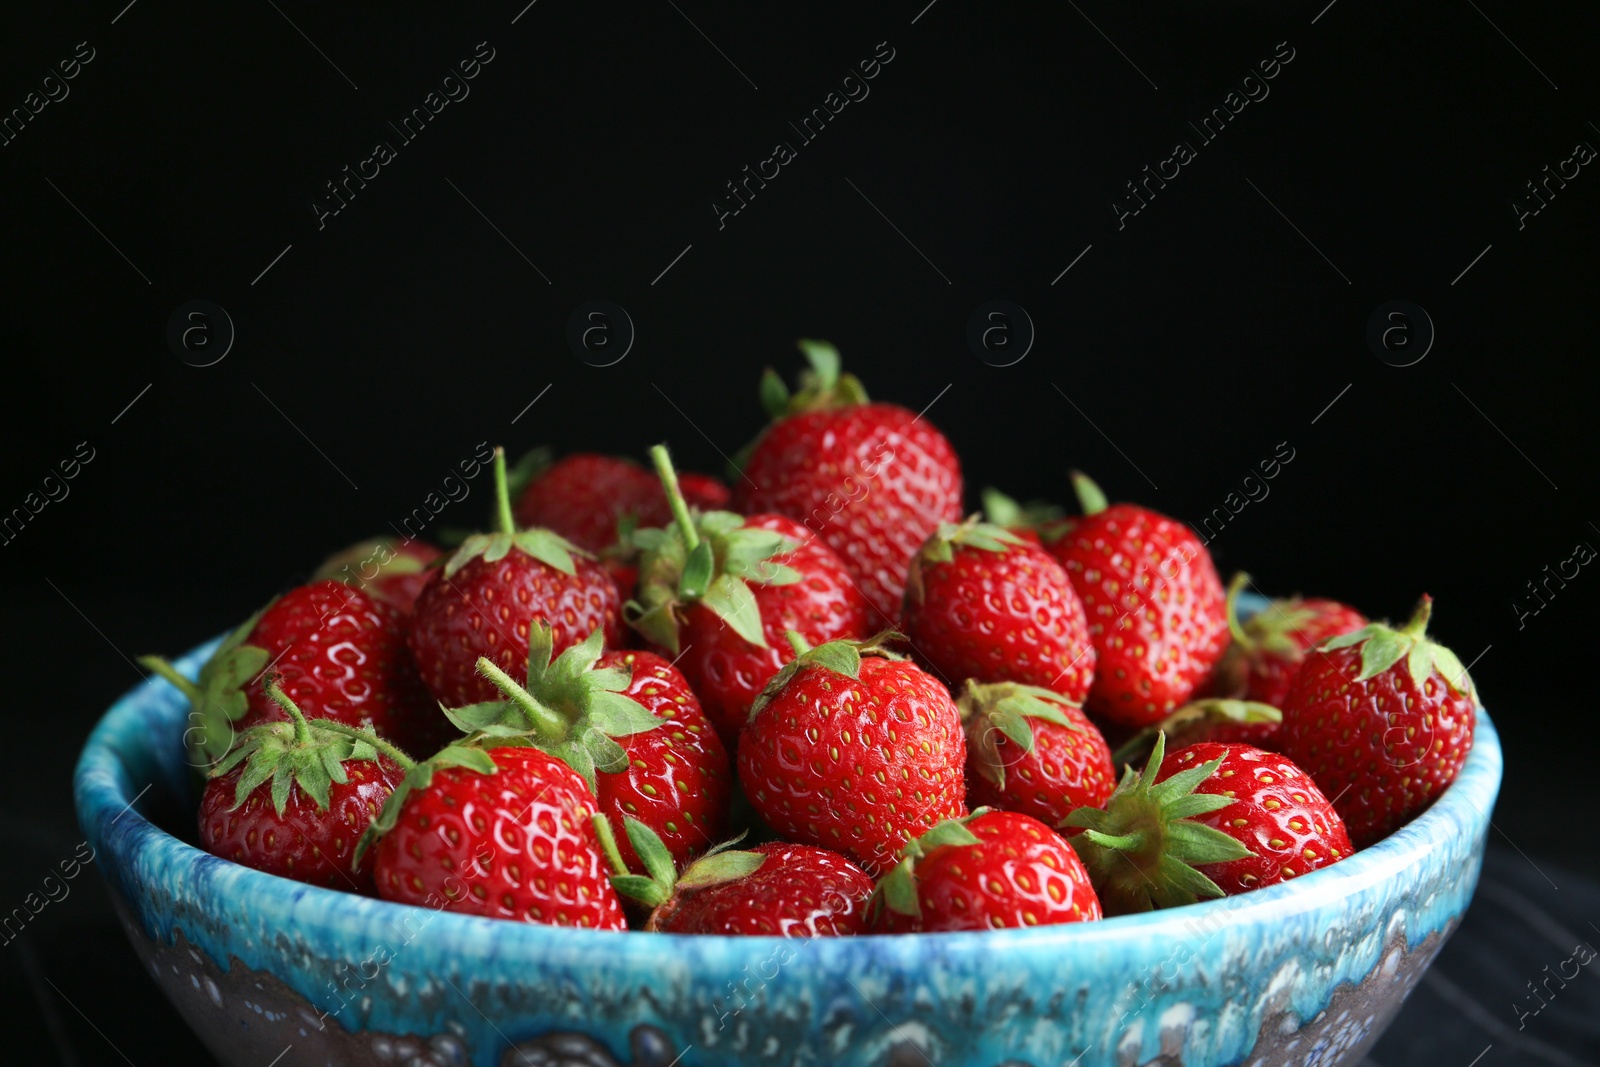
[75,633,1502,1067]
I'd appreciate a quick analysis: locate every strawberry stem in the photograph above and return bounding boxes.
[649,444,700,552]
[492,446,516,535]
[1225,573,1254,648]
[474,657,568,742]
[137,655,202,704]
[311,720,418,770]
[1070,471,1109,516]
[1400,594,1433,638]
[264,676,313,744]
[591,813,630,878]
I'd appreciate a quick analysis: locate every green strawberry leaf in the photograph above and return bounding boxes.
[701,573,767,648]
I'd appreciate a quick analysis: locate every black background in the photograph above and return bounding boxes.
[1,1,1596,1064]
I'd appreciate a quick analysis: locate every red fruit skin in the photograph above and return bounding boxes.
[233,581,451,757]
[870,810,1101,933]
[1217,599,1370,708]
[408,553,623,707]
[674,515,872,746]
[734,403,964,621]
[199,759,399,894]
[738,656,966,876]
[1157,743,1355,893]
[966,707,1116,826]
[364,542,444,612]
[372,747,626,930]
[1047,506,1229,727]
[1279,646,1475,848]
[1164,714,1281,752]
[597,650,731,871]
[316,539,443,612]
[513,454,730,555]
[649,842,875,936]
[905,540,1096,703]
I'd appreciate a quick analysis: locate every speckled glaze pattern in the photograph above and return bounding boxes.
[76,603,1501,1067]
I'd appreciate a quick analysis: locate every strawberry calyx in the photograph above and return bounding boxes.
[1069,471,1110,516]
[593,815,760,912]
[1222,572,1325,654]
[628,444,801,654]
[906,516,1029,604]
[871,810,987,921]
[758,339,870,419]
[980,488,1063,530]
[441,446,588,580]
[959,681,1089,792]
[212,676,401,816]
[1110,699,1282,766]
[140,602,274,768]
[1061,732,1254,913]
[747,630,907,721]
[312,537,438,587]
[443,624,664,791]
[1318,594,1473,697]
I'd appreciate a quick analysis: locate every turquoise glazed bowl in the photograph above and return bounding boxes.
[76,633,1502,1067]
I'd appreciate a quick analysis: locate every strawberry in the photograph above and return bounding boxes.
[903,519,1095,701]
[312,537,443,611]
[628,445,870,745]
[599,819,875,936]
[732,340,964,621]
[960,681,1116,825]
[407,447,623,708]
[1110,699,1283,767]
[869,809,1101,933]
[449,628,730,872]
[1041,473,1228,727]
[1210,572,1369,708]
[510,449,730,555]
[1156,741,1354,894]
[1062,733,1255,914]
[198,678,402,893]
[140,579,450,767]
[980,487,1064,546]
[363,740,626,929]
[737,634,966,876]
[1278,596,1476,848]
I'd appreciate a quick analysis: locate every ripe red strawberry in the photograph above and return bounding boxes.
[408,447,623,707]
[1066,734,1352,912]
[364,742,626,929]
[903,519,1095,701]
[960,681,1115,825]
[1157,742,1354,893]
[1041,473,1228,727]
[737,635,966,876]
[601,819,875,936]
[1211,573,1369,708]
[140,579,450,767]
[869,809,1101,933]
[198,679,402,894]
[312,537,443,611]
[449,627,730,872]
[511,449,730,555]
[1110,699,1283,767]
[1279,596,1476,848]
[629,445,870,745]
[732,340,964,621]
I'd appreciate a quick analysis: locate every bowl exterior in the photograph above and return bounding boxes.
[76,637,1501,1067]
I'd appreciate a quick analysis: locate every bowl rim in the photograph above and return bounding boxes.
[75,634,1503,956]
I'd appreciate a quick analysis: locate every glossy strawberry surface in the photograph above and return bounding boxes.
[372,746,626,929]
[734,403,963,621]
[408,553,623,707]
[1157,742,1354,893]
[1047,504,1228,726]
[648,842,875,936]
[597,649,730,870]
[905,536,1095,702]
[738,653,966,876]
[870,810,1101,933]
[1215,597,1369,708]
[965,695,1116,825]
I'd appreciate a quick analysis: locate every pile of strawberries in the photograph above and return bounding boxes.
[142,342,1478,936]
